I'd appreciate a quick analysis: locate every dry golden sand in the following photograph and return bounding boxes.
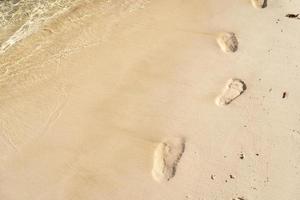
[0,0,300,199]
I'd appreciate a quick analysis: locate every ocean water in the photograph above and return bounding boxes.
[0,0,152,54]
[0,0,84,54]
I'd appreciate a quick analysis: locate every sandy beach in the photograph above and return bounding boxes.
[0,0,299,199]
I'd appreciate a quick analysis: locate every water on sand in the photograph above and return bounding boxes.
[0,0,84,53]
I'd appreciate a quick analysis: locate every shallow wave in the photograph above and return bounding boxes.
[0,0,84,54]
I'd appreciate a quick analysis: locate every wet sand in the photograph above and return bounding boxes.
[0,0,300,199]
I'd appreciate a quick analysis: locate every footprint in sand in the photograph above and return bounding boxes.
[152,137,185,182]
[251,0,267,9]
[216,32,238,53]
[215,78,247,106]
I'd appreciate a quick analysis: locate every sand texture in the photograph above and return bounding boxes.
[0,0,300,200]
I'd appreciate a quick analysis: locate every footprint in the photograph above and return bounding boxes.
[215,79,246,106]
[216,32,238,53]
[251,0,267,9]
[152,137,185,182]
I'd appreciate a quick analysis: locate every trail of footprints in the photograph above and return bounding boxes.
[150,1,264,184]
